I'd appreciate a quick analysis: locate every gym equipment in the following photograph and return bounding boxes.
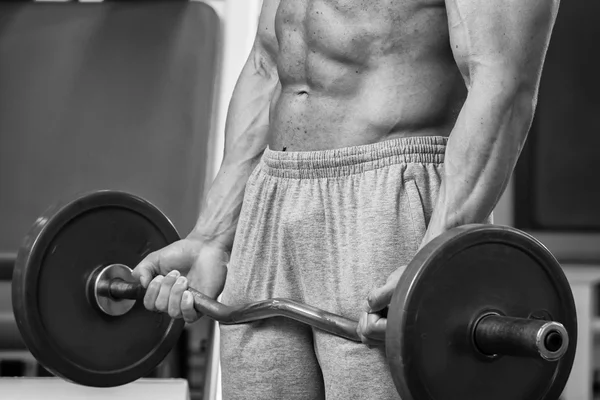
[12,191,577,399]
[386,224,576,400]
[12,191,183,387]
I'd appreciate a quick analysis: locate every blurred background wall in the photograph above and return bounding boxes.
[0,1,260,399]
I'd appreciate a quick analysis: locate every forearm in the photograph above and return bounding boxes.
[190,142,265,252]
[421,75,536,247]
[190,50,278,252]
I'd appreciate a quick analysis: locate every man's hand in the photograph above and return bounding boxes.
[131,237,228,324]
[357,265,407,346]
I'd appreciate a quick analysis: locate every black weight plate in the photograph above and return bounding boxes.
[386,224,577,400]
[12,190,185,387]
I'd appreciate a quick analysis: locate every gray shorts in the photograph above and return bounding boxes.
[220,136,449,400]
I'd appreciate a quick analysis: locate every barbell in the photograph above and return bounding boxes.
[11,190,577,399]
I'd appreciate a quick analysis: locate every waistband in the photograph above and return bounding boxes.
[261,136,447,179]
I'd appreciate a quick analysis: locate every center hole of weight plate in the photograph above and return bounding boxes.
[544,330,563,353]
[89,264,137,317]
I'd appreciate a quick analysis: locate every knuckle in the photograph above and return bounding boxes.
[144,251,159,265]
[150,276,163,288]
[161,275,176,287]
[165,270,180,280]
[173,277,187,291]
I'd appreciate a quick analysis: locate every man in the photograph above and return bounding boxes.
[132,0,560,398]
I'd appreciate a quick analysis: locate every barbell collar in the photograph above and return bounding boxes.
[473,313,569,362]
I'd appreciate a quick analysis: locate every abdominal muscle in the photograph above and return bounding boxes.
[267,0,467,152]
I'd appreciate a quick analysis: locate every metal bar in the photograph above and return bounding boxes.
[473,314,569,361]
[108,279,144,300]
[109,279,361,342]
[109,279,572,356]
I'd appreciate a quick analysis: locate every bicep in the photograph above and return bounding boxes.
[223,0,280,154]
[446,0,560,90]
[251,0,280,76]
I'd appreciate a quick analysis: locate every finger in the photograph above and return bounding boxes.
[168,276,188,319]
[357,311,371,344]
[181,291,200,323]
[356,311,364,341]
[368,265,407,312]
[132,251,161,289]
[362,313,386,344]
[155,270,180,312]
[367,281,395,312]
[358,317,382,346]
[143,275,164,311]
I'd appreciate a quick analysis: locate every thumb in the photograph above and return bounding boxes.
[132,240,195,288]
[368,265,408,311]
[132,240,200,288]
[131,252,161,288]
[367,280,395,312]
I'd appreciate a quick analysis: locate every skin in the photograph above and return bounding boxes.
[133,0,560,349]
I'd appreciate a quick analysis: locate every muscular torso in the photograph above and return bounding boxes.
[266,0,466,151]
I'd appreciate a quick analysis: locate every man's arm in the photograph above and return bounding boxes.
[190,0,280,252]
[420,0,561,247]
[360,0,562,344]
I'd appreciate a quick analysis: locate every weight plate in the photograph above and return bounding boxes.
[386,224,577,400]
[12,190,185,387]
